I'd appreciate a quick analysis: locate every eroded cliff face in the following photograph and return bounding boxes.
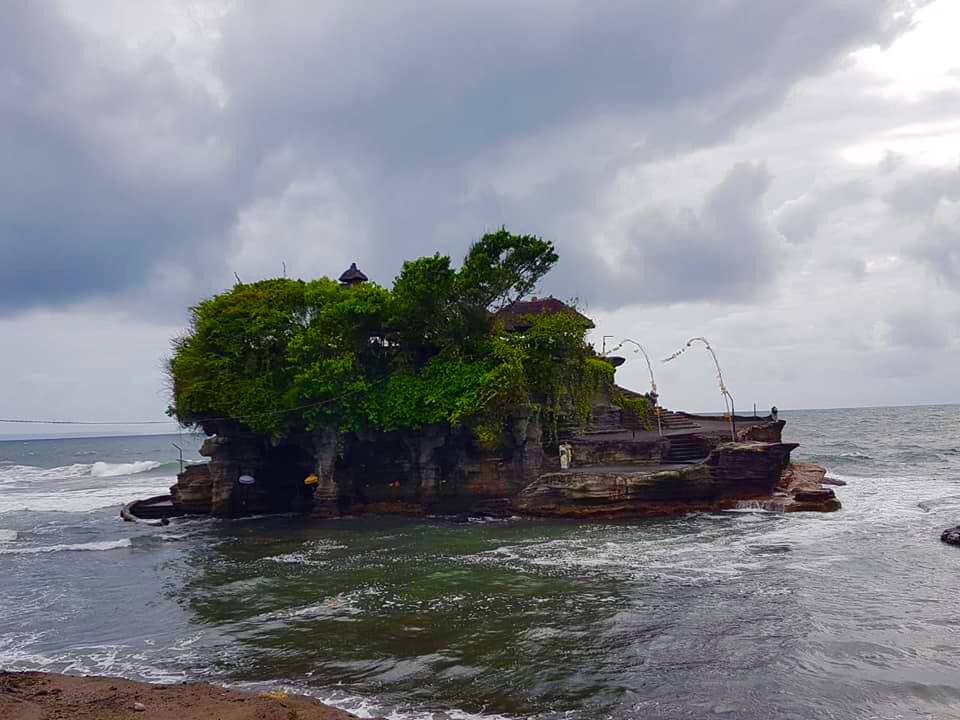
[174,414,546,517]
[169,463,211,513]
[169,412,840,519]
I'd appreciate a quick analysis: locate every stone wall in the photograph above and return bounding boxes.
[569,436,667,466]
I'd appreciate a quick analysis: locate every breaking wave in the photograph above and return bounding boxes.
[0,539,132,555]
[90,461,164,477]
[0,460,174,484]
[0,484,175,514]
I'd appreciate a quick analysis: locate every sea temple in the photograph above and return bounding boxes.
[126,232,841,522]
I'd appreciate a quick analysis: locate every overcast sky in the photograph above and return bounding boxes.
[1,0,959,436]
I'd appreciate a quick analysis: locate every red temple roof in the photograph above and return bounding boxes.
[494,297,594,332]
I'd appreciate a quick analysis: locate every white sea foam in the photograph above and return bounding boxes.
[265,539,348,565]
[0,460,166,485]
[0,483,174,514]
[0,463,93,484]
[0,634,191,685]
[0,538,132,555]
[0,529,17,542]
[228,681,519,720]
[90,461,163,477]
[320,693,521,719]
[321,693,519,720]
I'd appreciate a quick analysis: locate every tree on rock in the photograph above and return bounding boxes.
[166,229,607,446]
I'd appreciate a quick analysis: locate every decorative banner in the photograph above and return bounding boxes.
[663,337,734,425]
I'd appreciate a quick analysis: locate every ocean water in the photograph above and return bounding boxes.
[1,407,960,719]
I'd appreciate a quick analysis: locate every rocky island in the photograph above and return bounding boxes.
[143,230,839,522]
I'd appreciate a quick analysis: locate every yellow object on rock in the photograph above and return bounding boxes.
[260,690,289,702]
[304,473,319,485]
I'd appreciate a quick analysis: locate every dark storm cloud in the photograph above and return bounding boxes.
[217,0,914,166]
[211,0,920,303]
[0,3,238,313]
[0,0,924,314]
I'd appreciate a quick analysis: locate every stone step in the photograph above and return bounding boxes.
[665,434,707,463]
[659,414,700,429]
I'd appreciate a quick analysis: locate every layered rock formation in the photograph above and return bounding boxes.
[514,441,808,517]
[766,462,842,512]
[174,415,547,517]
[169,463,211,513]
[167,412,840,519]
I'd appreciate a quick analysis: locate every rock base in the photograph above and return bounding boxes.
[0,672,375,720]
[513,442,832,518]
[941,526,960,546]
[741,462,841,512]
[160,420,834,521]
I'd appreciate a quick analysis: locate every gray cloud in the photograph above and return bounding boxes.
[0,3,240,313]
[886,165,960,216]
[912,206,960,290]
[547,163,783,307]
[217,1,912,164]
[211,0,920,296]
[881,166,960,289]
[884,310,955,350]
[774,179,873,243]
[0,0,927,315]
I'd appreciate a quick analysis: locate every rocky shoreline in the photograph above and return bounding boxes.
[0,671,376,720]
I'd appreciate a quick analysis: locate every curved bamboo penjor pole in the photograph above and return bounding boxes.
[606,338,662,436]
[663,337,736,440]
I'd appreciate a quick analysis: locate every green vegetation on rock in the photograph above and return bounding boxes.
[613,390,654,432]
[167,229,610,442]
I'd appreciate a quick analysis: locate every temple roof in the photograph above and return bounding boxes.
[494,297,595,332]
[338,262,368,285]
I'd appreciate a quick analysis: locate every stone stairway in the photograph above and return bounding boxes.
[658,410,700,430]
[664,434,706,463]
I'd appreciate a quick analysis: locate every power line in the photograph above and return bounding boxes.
[0,418,175,425]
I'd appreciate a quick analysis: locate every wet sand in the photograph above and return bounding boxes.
[0,671,379,720]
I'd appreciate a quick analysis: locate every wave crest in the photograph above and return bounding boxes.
[0,460,168,484]
[0,539,132,555]
[90,461,163,478]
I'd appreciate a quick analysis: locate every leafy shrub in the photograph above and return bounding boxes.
[167,229,609,441]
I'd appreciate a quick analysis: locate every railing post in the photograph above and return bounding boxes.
[172,443,184,473]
